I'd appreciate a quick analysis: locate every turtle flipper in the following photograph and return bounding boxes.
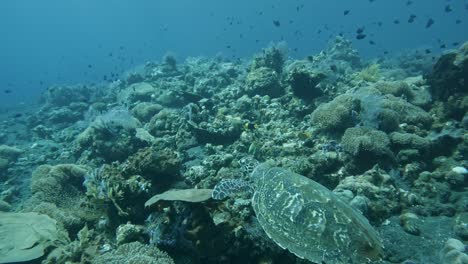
[212,179,253,200]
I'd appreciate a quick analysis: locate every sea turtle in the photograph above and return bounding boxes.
[212,157,383,264]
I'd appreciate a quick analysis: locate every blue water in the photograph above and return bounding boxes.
[0,0,467,106]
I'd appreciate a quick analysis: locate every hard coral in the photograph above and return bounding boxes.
[311,94,360,133]
[93,241,174,264]
[341,127,393,171]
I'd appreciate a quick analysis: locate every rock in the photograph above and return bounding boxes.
[245,67,283,97]
[440,238,468,264]
[0,145,22,162]
[132,102,163,122]
[0,158,8,172]
[426,42,468,101]
[286,65,326,100]
[0,200,11,212]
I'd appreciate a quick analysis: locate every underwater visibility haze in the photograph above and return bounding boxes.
[0,0,467,263]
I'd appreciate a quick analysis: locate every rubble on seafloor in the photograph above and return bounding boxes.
[0,37,467,264]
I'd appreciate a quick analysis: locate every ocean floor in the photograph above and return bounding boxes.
[0,37,467,264]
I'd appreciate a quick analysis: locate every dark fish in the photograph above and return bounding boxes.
[425,49,432,54]
[356,33,366,40]
[452,42,460,46]
[406,1,413,6]
[426,18,434,28]
[394,19,400,24]
[273,20,281,27]
[356,27,365,34]
[456,19,462,24]
[369,40,376,45]
[87,64,93,68]
[330,65,338,72]
[445,5,452,13]
[408,14,416,23]
[344,10,350,15]
[13,113,22,118]
[4,89,12,94]
[383,51,389,54]
[440,44,446,49]
[377,21,383,27]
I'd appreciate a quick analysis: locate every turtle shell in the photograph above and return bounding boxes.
[251,164,383,264]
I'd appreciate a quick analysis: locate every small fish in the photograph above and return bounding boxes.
[344,10,350,15]
[273,20,281,27]
[425,49,432,54]
[408,14,416,23]
[87,64,93,68]
[455,19,462,24]
[440,44,446,49]
[377,21,383,27]
[13,113,23,118]
[4,89,12,94]
[369,40,376,45]
[243,122,258,130]
[356,33,366,40]
[330,65,338,72]
[394,19,400,24]
[426,18,434,28]
[452,42,460,47]
[445,4,452,13]
[356,27,365,34]
[406,1,413,6]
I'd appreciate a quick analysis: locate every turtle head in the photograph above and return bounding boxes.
[238,157,260,176]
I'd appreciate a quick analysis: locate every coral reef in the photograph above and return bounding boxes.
[1,38,467,264]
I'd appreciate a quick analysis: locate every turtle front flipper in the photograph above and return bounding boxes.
[212,179,253,200]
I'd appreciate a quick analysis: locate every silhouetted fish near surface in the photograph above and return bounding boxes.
[273,20,280,27]
[394,19,400,24]
[426,18,434,28]
[344,10,350,15]
[3,89,12,94]
[369,40,376,45]
[356,27,365,34]
[408,14,416,23]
